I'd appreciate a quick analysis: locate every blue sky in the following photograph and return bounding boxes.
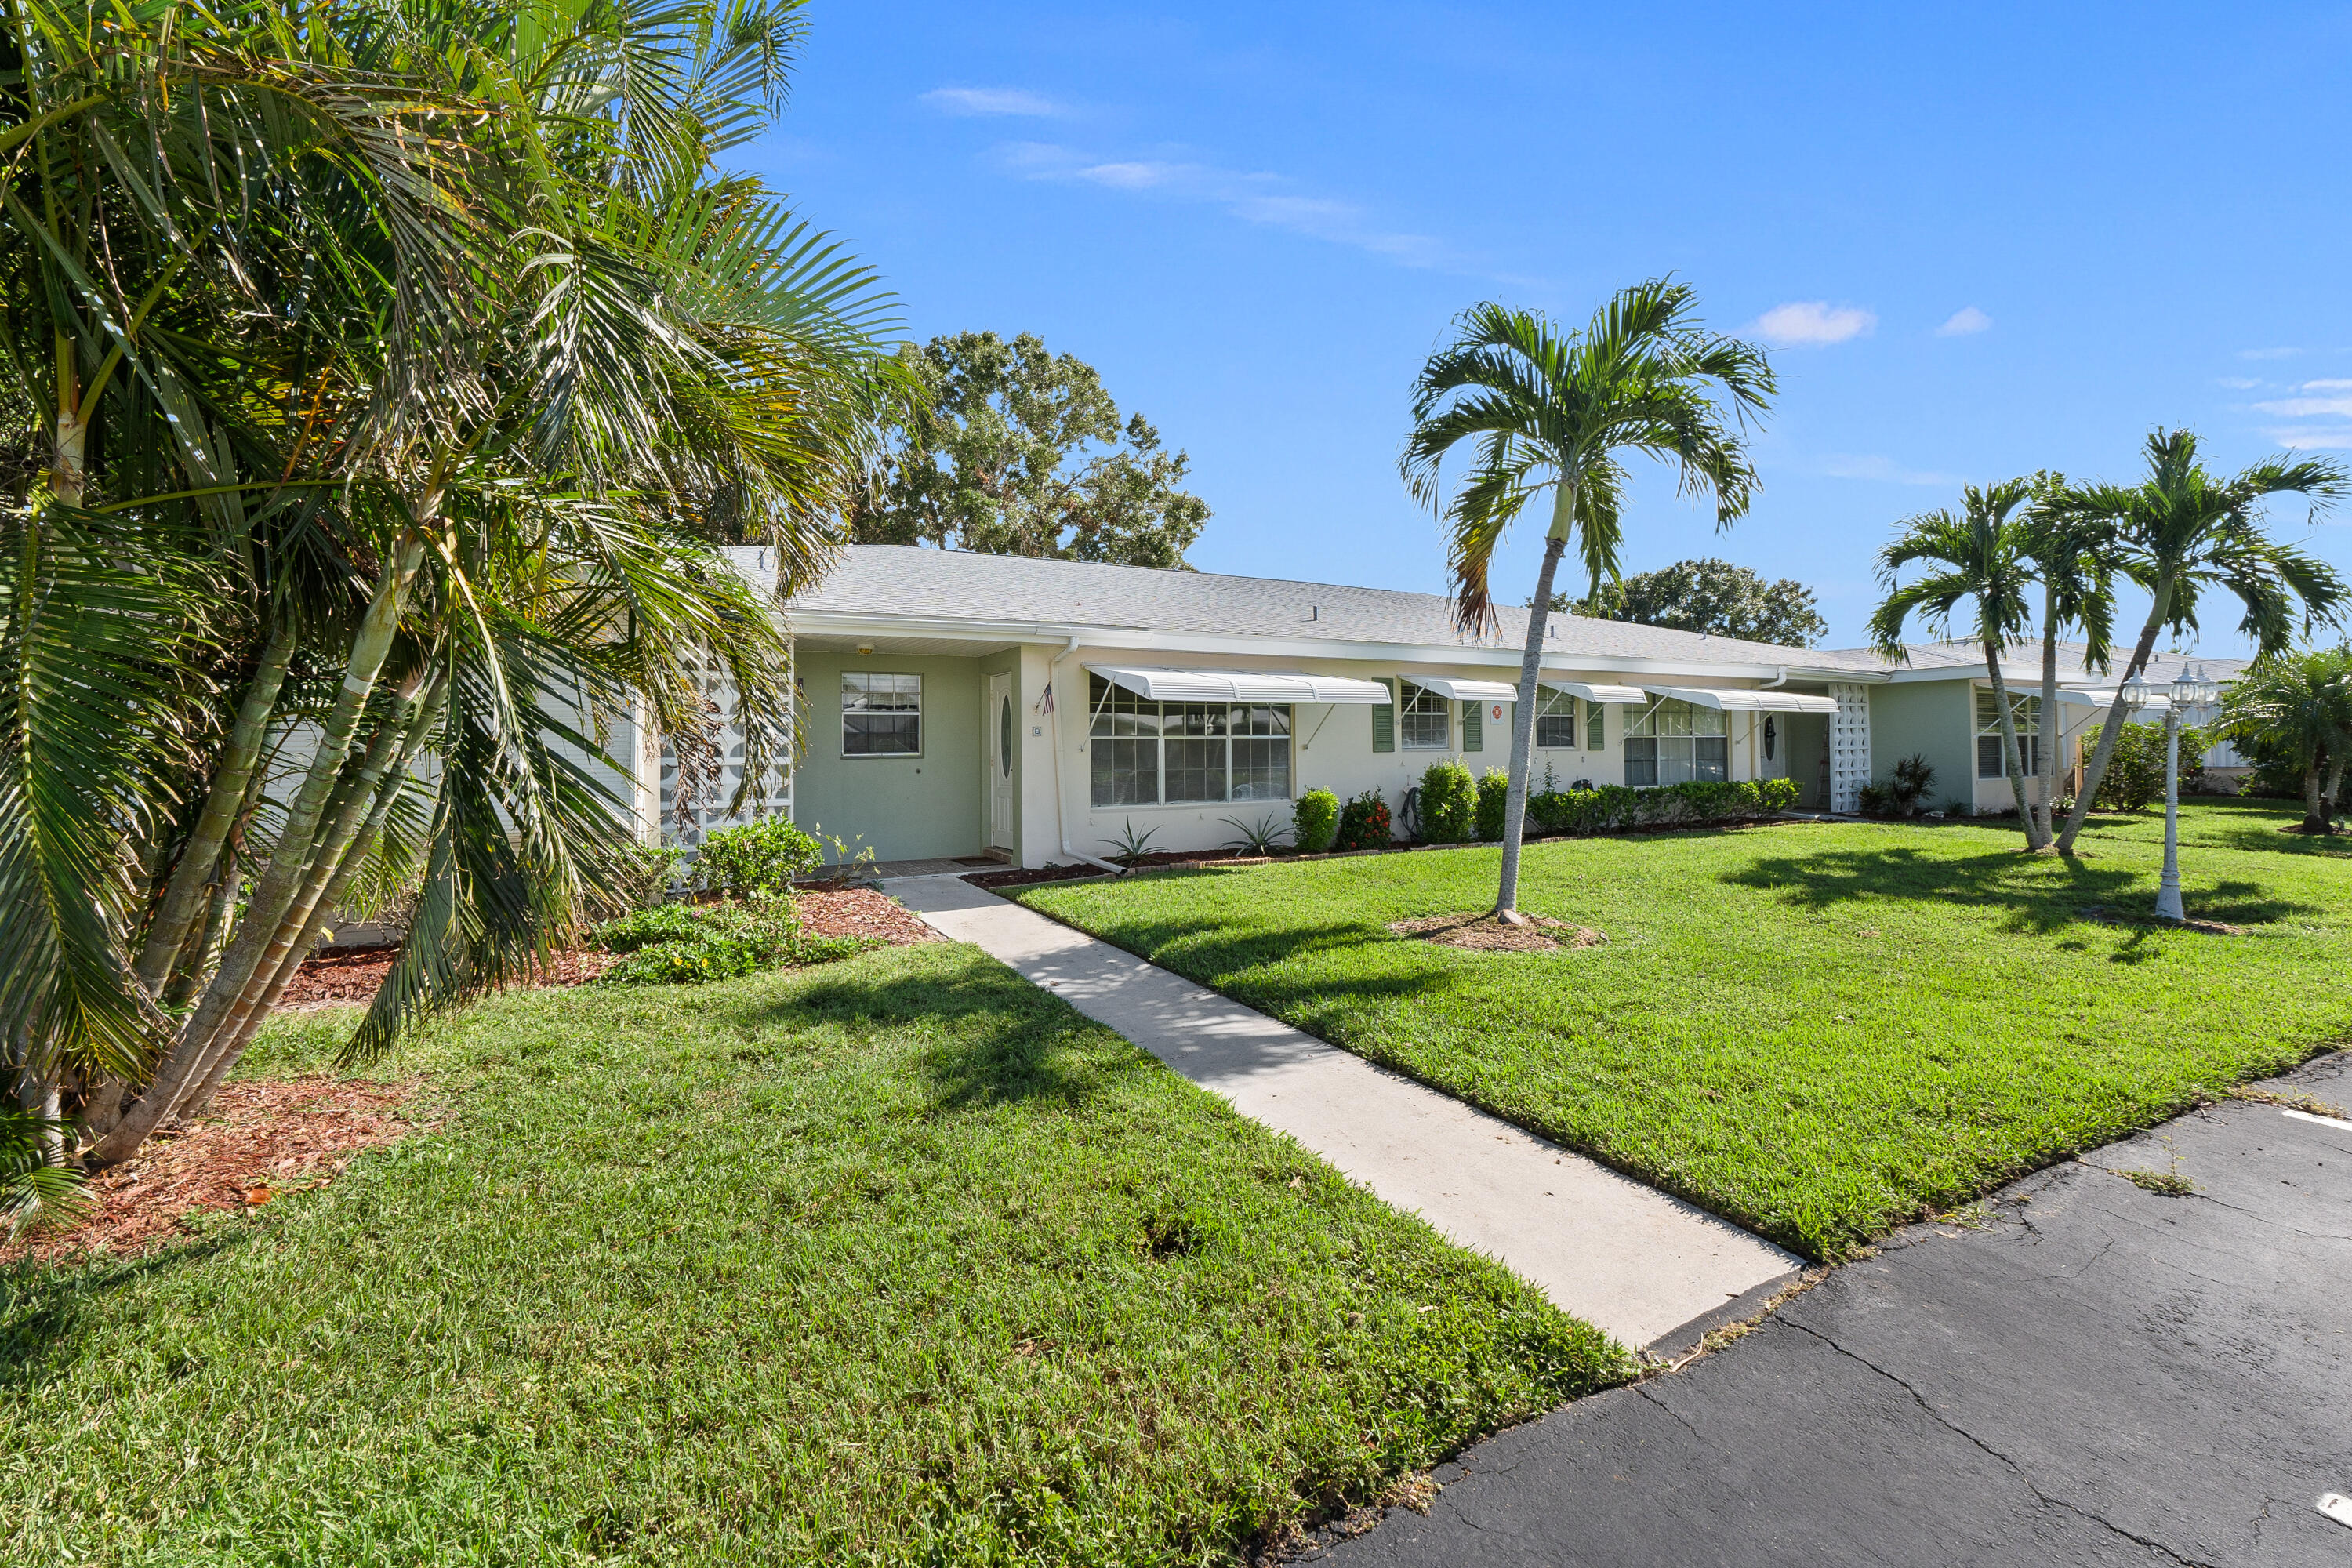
[753,2,2352,655]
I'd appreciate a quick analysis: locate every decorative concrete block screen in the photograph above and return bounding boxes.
[657,666,791,857]
[1828,683,1871,814]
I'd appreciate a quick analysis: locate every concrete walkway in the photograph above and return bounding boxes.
[885,873,1800,1353]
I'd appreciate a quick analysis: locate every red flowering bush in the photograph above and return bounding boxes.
[1332,788,1393,851]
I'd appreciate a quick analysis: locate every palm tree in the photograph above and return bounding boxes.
[1870,481,2047,847]
[2219,649,2352,832]
[1,0,894,1167]
[2020,480,2118,844]
[2043,430,2347,854]
[1400,282,1773,920]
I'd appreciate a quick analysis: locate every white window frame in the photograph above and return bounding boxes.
[1534,687,1577,750]
[1399,681,1451,749]
[1624,696,1729,786]
[1087,673,1293,807]
[1975,688,2042,779]
[842,671,922,758]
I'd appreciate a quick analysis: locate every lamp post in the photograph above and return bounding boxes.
[2150,662,2221,922]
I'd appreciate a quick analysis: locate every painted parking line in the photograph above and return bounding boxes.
[2282,1108,2352,1130]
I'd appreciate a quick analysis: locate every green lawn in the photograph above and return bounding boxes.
[1019,799,2352,1261]
[0,944,1624,1568]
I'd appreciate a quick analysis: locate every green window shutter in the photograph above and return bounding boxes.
[1586,701,1605,750]
[1461,701,1482,753]
[1372,681,1395,752]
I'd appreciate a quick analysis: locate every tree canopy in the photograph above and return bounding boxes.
[1399,281,1773,918]
[1553,557,1827,647]
[0,0,891,1180]
[848,332,1209,568]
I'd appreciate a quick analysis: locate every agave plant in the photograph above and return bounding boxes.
[1219,813,1292,855]
[1102,820,1163,869]
[0,0,899,1168]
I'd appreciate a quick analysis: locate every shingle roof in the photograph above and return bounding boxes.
[752,546,2252,684]
[782,545,1890,671]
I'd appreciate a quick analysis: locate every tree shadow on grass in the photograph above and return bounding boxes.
[1720,846,2320,935]
[0,1234,242,1392]
[764,966,1156,1113]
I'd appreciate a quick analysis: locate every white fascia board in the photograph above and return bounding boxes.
[781,610,1890,682]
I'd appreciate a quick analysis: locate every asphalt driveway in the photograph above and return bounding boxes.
[1324,1052,2351,1567]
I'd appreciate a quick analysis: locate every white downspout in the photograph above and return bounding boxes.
[1047,637,1126,876]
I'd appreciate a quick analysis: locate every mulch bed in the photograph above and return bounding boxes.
[794,885,942,946]
[278,887,938,1008]
[2,1076,427,1268]
[279,945,621,1008]
[965,850,1277,890]
[1388,912,1608,953]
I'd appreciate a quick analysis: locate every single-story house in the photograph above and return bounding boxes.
[626,546,2245,868]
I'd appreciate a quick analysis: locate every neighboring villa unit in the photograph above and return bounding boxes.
[633,546,2243,869]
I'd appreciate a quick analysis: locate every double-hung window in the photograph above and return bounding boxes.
[1399,681,1450,748]
[1975,688,2041,778]
[843,672,921,756]
[1088,674,1291,806]
[1534,688,1577,749]
[1623,697,1727,786]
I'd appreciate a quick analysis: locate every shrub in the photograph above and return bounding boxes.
[1474,768,1511,842]
[1417,760,1475,844]
[1332,789,1393,852]
[1523,778,1796,837]
[1292,788,1340,854]
[597,840,688,916]
[696,818,822,895]
[1860,754,1936,818]
[592,894,873,985]
[2086,721,2179,811]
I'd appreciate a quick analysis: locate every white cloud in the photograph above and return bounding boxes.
[2267,426,2352,449]
[996,142,1454,269]
[2238,346,2299,361]
[1818,453,1955,486]
[2216,376,2260,389]
[1935,306,1992,337]
[2300,378,2352,390]
[2252,395,2352,419]
[924,86,1064,118]
[1752,301,1877,347]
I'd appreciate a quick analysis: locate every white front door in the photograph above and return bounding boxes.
[985,673,1016,851]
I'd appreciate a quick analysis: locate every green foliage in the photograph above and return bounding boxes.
[1860,755,1938,819]
[1332,789,1394,852]
[696,819,822,895]
[1417,760,1476,844]
[1524,779,1798,836]
[1292,789,1341,855]
[1019,800,2351,1260]
[1,1106,87,1239]
[597,841,688,917]
[2085,722,2182,811]
[0,947,1626,1563]
[848,332,1210,568]
[1557,557,1828,648]
[1219,813,1291,855]
[1105,820,1163,867]
[1475,768,1512,842]
[592,897,870,985]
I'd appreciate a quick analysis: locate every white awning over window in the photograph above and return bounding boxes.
[1084,666,1393,704]
[1404,675,1521,702]
[2054,686,2170,713]
[1641,684,1841,713]
[1538,678,1650,705]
